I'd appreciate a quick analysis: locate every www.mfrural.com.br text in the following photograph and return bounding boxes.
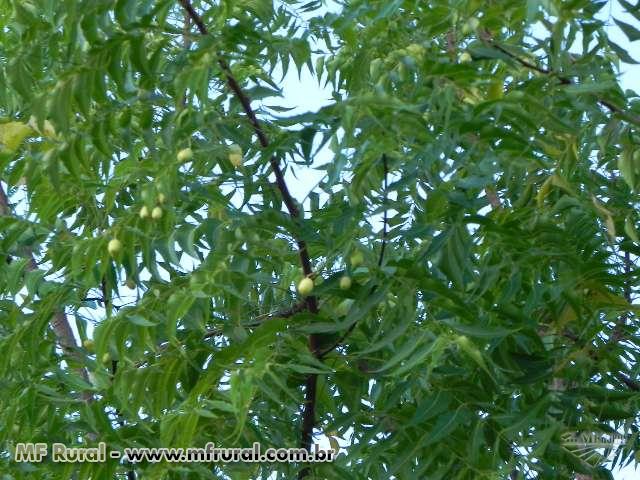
[13,442,336,464]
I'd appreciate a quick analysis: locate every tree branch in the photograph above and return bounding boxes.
[481,31,640,126]
[134,301,307,368]
[0,182,93,402]
[176,4,320,474]
[177,0,315,296]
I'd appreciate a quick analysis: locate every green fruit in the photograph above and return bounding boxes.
[151,206,163,220]
[297,277,314,296]
[141,188,153,204]
[459,52,472,63]
[139,205,150,219]
[107,238,122,256]
[228,144,243,167]
[229,153,242,167]
[157,193,166,204]
[101,353,110,363]
[339,276,352,290]
[350,251,364,268]
[234,227,244,241]
[177,147,193,162]
[125,279,136,290]
[83,339,94,351]
[462,17,480,34]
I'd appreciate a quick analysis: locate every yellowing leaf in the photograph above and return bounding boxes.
[550,174,576,196]
[604,215,616,242]
[27,116,57,138]
[591,196,612,217]
[536,176,553,207]
[0,121,33,152]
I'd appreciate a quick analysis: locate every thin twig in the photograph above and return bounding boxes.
[485,187,501,209]
[378,154,389,268]
[134,301,306,368]
[178,0,315,298]
[482,31,640,126]
[318,154,390,359]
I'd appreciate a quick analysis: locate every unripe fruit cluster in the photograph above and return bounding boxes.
[140,204,163,219]
[139,191,166,220]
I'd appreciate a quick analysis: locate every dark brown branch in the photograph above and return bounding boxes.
[177,4,321,474]
[481,31,640,126]
[298,372,318,478]
[616,372,640,391]
[0,182,93,402]
[485,187,502,209]
[178,0,315,289]
[134,302,306,368]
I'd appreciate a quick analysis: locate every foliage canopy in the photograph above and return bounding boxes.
[1,0,640,478]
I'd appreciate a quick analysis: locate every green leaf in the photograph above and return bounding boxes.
[441,318,516,339]
[564,81,617,95]
[373,332,427,373]
[614,17,640,42]
[128,314,157,327]
[608,39,640,64]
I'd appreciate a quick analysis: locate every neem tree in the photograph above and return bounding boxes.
[1,0,640,478]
